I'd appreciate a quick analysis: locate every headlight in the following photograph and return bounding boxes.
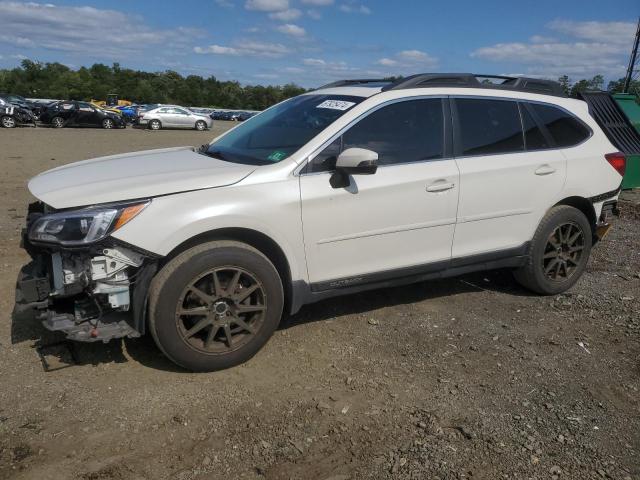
[29,200,149,246]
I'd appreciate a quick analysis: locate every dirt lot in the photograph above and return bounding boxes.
[0,125,639,480]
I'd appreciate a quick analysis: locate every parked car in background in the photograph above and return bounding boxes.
[115,105,140,123]
[0,97,36,128]
[39,101,126,129]
[138,105,212,130]
[0,93,43,118]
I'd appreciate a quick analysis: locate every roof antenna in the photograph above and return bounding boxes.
[623,17,640,94]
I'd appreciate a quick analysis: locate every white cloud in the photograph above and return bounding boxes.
[269,8,301,21]
[301,0,334,5]
[215,0,235,7]
[276,23,306,37]
[375,49,438,70]
[339,3,371,14]
[471,19,635,78]
[547,19,635,45]
[254,73,279,79]
[0,1,204,58]
[303,58,326,66]
[306,9,322,19]
[376,58,397,67]
[194,40,291,57]
[244,0,289,12]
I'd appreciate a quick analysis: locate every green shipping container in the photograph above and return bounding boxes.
[612,93,640,189]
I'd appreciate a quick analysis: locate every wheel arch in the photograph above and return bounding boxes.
[552,196,597,236]
[162,227,295,314]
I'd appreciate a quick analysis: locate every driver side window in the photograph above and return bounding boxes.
[306,98,444,173]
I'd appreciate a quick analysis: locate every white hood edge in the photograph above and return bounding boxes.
[28,146,257,209]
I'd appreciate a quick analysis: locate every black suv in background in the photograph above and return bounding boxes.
[39,101,126,129]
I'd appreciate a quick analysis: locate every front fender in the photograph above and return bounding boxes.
[111,180,306,282]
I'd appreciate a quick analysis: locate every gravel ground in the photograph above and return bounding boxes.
[0,126,639,480]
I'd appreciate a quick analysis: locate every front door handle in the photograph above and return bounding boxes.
[535,165,556,176]
[426,182,455,193]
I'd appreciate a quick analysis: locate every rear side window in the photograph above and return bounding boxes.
[520,104,550,150]
[529,103,590,147]
[455,99,524,156]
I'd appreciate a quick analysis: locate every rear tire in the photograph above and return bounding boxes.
[148,241,284,372]
[1,115,16,128]
[51,116,64,128]
[149,119,161,130]
[514,205,592,295]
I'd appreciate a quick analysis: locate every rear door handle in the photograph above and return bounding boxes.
[535,165,556,176]
[426,182,455,193]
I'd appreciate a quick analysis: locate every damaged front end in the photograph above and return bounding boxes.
[16,201,157,342]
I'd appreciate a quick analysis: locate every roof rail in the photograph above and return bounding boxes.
[316,79,391,90]
[375,73,567,97]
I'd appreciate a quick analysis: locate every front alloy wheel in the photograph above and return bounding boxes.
[176,267,267,354]
[149,241,284,371]
[102,118,114,129]
[1,115,16,128]
[51,116,64,128]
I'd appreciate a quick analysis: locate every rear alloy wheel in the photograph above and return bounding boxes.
[149,119,161,130]
[1,115,16,128]
[514,205,592,295]
[149,241,284,371]
[102,118,114,129]
[51,116,65,128]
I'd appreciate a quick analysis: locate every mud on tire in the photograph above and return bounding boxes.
[148,241,284,372]
[514,205,592,295]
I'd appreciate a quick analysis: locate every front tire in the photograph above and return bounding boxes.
[514,205,592,295]
[195,120,207,131]
[148,241,284,371]
[149,119,161,130]
[102,118,114,129]
[51,116,65,128]
[1,115,16,128]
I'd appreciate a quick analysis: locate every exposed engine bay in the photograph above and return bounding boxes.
[17,202,157,342]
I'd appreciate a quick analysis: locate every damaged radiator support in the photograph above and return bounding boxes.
[42,246,148,342]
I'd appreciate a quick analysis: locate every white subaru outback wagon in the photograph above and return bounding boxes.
[18,74,626,371]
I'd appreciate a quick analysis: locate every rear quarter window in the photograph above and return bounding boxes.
[529,103,590,148]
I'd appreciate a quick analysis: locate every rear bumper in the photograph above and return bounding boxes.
[594,200,619,241]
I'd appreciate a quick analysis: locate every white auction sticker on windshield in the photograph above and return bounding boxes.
[316,100,356,111]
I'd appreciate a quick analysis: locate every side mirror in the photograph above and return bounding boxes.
[330,148,378,188]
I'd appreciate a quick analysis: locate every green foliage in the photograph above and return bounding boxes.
[0,60,307,109]
[607,77,640,96]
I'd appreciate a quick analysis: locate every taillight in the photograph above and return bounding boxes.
[605,152,626,176]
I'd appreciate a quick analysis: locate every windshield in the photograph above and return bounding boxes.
[203,94,365,165]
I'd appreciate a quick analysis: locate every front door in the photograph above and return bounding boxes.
[300,98,460,289]
[75,102,100,126]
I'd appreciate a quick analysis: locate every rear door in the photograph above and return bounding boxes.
[451,97,567,258]
[173,108,193,128]
[300,97,460,288]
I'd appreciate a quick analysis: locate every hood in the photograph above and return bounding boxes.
[28,146,256,209]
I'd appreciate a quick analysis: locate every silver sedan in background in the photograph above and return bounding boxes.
[138,105,213,131]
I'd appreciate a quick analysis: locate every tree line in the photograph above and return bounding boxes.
[0,60,638,110]
[0,60,306,110]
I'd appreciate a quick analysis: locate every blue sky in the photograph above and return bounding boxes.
[0,0,637,87]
